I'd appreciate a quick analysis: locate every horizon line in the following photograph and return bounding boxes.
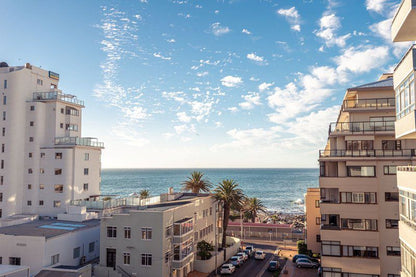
[101,167,318,170]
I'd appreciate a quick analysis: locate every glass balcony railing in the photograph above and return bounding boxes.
[319,149,415,158]
[343,98,395,110]
[329,121,395,135]
[55,137,104,148]
[33,90,84,106]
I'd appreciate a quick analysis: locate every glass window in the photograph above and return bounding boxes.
[124,227,131,239]
[54,185,63,193]
[55,153,62,159]
[73,247,80,259]
[89,242,95,253]
[384,165,397,175]
[322,241,341,256]
[123,253,131,265]
[386,219,399,229]
[141,254,152,266]
[107,226,117,238]
[386,246,400,256]
[347,166,375,177]
[385,192,399,202]
[141,227,152,240]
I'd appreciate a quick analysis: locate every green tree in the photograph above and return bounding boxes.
[197,240,214,260]
[297,240,308,255]
[245,197,267,223]
[139,189,150,200]
[181,171,212,193]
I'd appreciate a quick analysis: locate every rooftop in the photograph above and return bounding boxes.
[0,265,29,275]
[348,77,393,90]
[0,219,100,239]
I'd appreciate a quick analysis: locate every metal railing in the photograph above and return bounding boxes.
[329,121,395,135]
[55,137,104,148]
[397,166,416,172]
[321,224,341,230]
[33,90,84,106]
[70,195,161,210]
[343,98,395,110]
[319,149,415,157]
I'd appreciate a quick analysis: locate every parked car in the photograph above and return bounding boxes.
[229,256,244,267]
[220,263,236,275]
[296,258,320,268]
[267,260,280,272]
[292,254,313,263]
[255,251,266,260]
[245,245,255,256]
[236,252,248,262]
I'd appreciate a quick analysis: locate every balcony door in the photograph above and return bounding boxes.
[106,248,116,269]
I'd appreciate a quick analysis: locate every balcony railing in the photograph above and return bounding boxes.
[397,166,416,172]
[343,98,395,110]
[320,199,339,204]
[319,149,415,158]
[329,121,395,135]
[321,224,341,230]
[70,195,161,210]
[33,90,84,106]
[55,137,104,148]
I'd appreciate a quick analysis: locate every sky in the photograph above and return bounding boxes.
[0,0,411,168]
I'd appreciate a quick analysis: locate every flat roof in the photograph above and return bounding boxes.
[0,265,29,274]
[0,219,100,239]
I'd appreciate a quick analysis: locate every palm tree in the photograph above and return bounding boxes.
[181,171,212,193]
[214,179,246,252]
[139,189,150,199]
[245,197,267,223]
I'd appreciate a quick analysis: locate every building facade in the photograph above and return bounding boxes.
[392,2,416,276]
[304,188,321,254]
[95,192,223,277]
[0,62,103,220]
[319,75,414,277]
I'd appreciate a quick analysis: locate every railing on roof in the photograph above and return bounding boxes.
[319,149,415,158]
[33,90,84,106]
[55,137,104,148]
[343,98,395,110]
[329,121,395,135]
[70,195,161,210]
[397,166,416,172]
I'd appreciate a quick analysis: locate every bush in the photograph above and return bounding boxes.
[297,240,308,255]
[197,240,214,260]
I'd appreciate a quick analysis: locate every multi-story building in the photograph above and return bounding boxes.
[318,74,415,277]
[304,188,321,254]
[0,62,103,220]
[391,2,416,276]
[95,191,223,277]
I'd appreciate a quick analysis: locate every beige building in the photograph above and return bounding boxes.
[95,192,223,277]
[304,188,321,254]
[319,75,414,277]
[392,2,416,276]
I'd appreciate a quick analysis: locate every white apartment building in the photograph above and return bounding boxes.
[95,192,223,277]
[0,62,103,220]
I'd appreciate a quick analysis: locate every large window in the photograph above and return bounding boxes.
[396,72,415,119]
[382,140,401,150]
[341,218,377,231]
[73,247,80,259]
[346,140,374,150]
[107,226,117,238]
[342,246,378,258]
[386,219,399,229]
[386,246,401,256]
[322,241,341,256]
[124,227,131,239]
[340,192,376,204]
[384,165,397,175]
[141,254,152,266]
[141,227,152,240]
[400,190,416,226]
[9,257,21,265]
[347,166,375,177]
[385,192,399,202]
[51,254,59,265]
[123,253,130,265]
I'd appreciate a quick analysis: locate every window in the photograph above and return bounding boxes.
[340,192,376,204]
[382,140,401,150]
[386,219,399,229]
[51,254,59,265]
[60,123,63,128]
[341,218,377,231]
[83,183,88,191]
[342,246,378,258]
[316,217,321,225]
[9,257,21,265]
[347,166,376,177]
[89,242,95,253]
[53,201,61,208]
[123,253,131,265]
[27,184,32,190]
[141,254,152,266]
[2,112,5,121]
[0,176,3,185]
[0,209,2,218]
[316,235,321,242]
[39,200,44,206]
[28,169,33,174]
[1,160,3,169]
[84,168,89,175]
[37,79,43,85]
[65,124,78,131]
[0,193,2,202]
[141,227,152,240]
[40,152,45,158]
[73,247,80,259]
[315,200,320,208]
[388,274,400,277]
[40,168,44,174]
[29,121,34,127]
[84,153,89,161]
[29,137,33,142]
[27,201,32,206]
[2,96,5,105]
[385,192,399,202]
[54,185,63,193]
[107,226,117,238]
[28,152,32,158]
[384,165,397,175]
[345,140,374,150]
[1,144,4,153]
[386,246,400,256]
[60,108,64,114]
[30,105,35,111]
[55,169,62,175]
[55,153,62,159]
[2,128,5,136]
[3,80,7,89]
[39,184,45,190]
[124,227,131,239]
[322,241,341,256]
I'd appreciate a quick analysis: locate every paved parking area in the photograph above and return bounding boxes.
[281,260,318,277]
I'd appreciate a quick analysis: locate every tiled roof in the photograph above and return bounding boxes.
[349,78,393,90]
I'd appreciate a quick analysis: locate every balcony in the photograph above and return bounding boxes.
[172,253,194,269]
[321,214,340,230]
[173,217,194,244]
[33,90,84,106]
[319,149,415,158]
[342,98,395,111]
[329,121,394,136]
[55,137,104,148]
[391,0,416,42]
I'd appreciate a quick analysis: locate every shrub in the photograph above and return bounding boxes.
[197,240,214,260]
[297,240,308,255]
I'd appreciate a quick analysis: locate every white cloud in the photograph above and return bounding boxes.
[153,52,172,60]
[239,92,261,110]
[366,0,387,14]
[221,76,243,87]
[197,71,209,77]
[335,45,389,73]
[277,7,301,32]
[177,112,191,123]
[166,38,176,43]
[210,22,231,36]
[247,53,265,63]
[242,28,252,35]
[315,13,351,48]
[258,82,273,92]
[228,107,238,112]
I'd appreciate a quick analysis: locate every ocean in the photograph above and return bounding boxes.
[101,168,319,213]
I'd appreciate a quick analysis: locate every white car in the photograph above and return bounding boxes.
[229,255,244,267]
[255,251,266,260]
[220,263,236,275]
[236,252,248,262]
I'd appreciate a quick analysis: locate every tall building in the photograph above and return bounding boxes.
[391,2,416,276]
[0,62,103,220]
[304,187,321,254]
[319,75,414,277]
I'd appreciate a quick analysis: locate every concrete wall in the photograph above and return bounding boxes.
[305,188,321,254]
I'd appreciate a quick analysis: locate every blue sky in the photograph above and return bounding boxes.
[1,0,410,168]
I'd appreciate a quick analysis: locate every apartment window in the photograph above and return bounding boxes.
[388,274,400,277]
[40,168,44,174]
[89,242,95,253]
[55,169,62,175]
[340,192,376,204]
[27,184,32,190]
[382,140,401,150]
[29,137,33,142]
[1,144,4,153]
[385,192,399,202]
[37,79,43,85]
[83,183,88,191]
[0,193,2,202]
[347,166,375,177]
[51,254,59,265]
[2,128,5,136]
[124,227,131,239]
[73,247,81,259]
[346,140,374,150]
[60,108,64,114]
[60,123,63,128]
[39,184,44,190]
[322,241,341,256]
[53,201,61,208]
[341,218,377,231]
[54,185,63,193]
[84,168,89,175]
[84,153,89,161]
[39,200,44,206]
[316,235,321,242]
[141,227,152,240]
[29,121,34,127]
[384,165,397,175]
[342,246,378,258]
[0,257,2,264]
[386,246,400,256]
[30,105,35,111]
[315,200,320,208]
[2,96,5,105]
[40,152,45,158]
[55,153,62,159]
[210,207,213,215]
[0,209,2,218]
[65,124,78,131]
[28,153,32,158]
[28,169,32,174]
[0,176,3,185]
[316,217,321,225]
[9,257,21,266]
[386,219,399,229]
[123,253,131,265]
[107,226,117,238]
[141,254,152,266]
[1,160,3,169]
[3,80,7,89]
[26,200,32,206]
[2,112,5,121]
